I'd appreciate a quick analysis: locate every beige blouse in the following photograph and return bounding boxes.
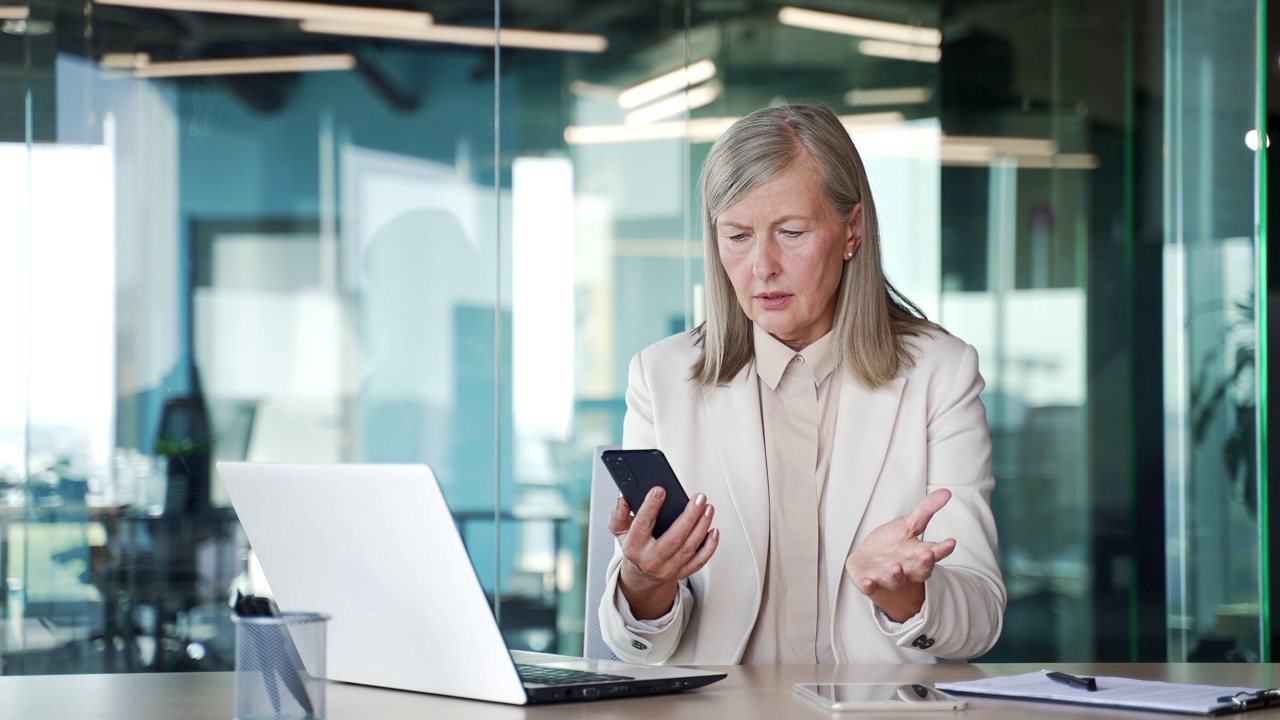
[740,324,842,664]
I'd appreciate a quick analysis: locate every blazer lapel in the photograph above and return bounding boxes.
[703,366,769,592]
[823,374,906,605]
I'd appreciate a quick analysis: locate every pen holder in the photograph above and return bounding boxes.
[233,612,329,720]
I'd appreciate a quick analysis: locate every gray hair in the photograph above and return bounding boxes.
[691,104,940,389]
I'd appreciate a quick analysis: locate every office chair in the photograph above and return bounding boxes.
[582,446,621,661]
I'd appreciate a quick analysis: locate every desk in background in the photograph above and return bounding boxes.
[0,504,240,673]
[1,664,1276,719]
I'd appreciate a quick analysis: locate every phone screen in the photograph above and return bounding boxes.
[793,683,967,711]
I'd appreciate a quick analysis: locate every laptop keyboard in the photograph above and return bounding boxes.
[516,664,633,686]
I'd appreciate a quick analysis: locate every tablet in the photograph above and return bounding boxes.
[793,683,968,712]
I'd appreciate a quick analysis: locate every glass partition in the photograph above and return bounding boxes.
[2,0,1269,674]
[1163,0,1266,662]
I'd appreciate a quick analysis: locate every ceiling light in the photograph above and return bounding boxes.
[564,116,739,145]
[100,52,150,69]
[617,59,716,110]
[94,0,431,28]
[943,135,1057,158]
[624,83,720,125]
[938,135,1097,168]
[0,5,28,20]
[2,17,51,34]
[569,79,620,101]
[778,7,940,47]
[301,20,608,53]
[126,53,356,78]
[844,86,931,107]
[1019,154,1101,170]
[858,40,941,63]
[837,112,906,130]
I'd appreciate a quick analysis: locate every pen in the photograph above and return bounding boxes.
[1047,671,1097,692]
[234,592,316,716]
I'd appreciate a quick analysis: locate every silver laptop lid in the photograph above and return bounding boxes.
[217,462,529,705]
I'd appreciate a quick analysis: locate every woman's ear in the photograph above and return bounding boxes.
[845,203,864,259]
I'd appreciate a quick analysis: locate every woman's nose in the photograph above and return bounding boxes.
[752,238,780,280]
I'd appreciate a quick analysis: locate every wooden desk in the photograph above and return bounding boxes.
[1,664,1276,719]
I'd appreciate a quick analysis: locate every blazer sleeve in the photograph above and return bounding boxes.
[597,349,695,664]
[877,342,1006,659]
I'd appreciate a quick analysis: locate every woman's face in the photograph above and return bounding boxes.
[716,163,862,350]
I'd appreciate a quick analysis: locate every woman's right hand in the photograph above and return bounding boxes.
[609,487,719,620]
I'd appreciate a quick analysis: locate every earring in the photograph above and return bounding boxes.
[845,251,853,259]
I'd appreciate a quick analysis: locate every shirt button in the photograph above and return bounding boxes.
[630,640,648,651]
[912,634,928,648]
[921,638,936,649]
[793,355,805,366]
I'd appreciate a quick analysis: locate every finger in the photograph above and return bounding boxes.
[929,537,957,563]
[608,496,633,537]
[620,490,666,558]
[647,497,711,575]
[857,575,879,596]
[625,486,666,543]
[905,489,952,537]
[678,527,720,578]
[660,500,714,574]
[654,493,709,552]
[872,562,906,592]
[902,551,936,583]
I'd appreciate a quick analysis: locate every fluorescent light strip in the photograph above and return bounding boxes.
[617,59,716,110]
[130,53,356,78]
[938,136,1097,168]
[1019,153,1100,170]
[95,0,431,27]
[100,51,149,69]
[858,40,941,63]
[837,111,907,130]
[301,19,608,53]
[943,135,1057,158]
[564,116,739,145]
[624,83,720,125]
[0,5,27,20]
[565,111,906,146]
[778,6,940,47]
[844,86,931,107]
[569,79,621,101]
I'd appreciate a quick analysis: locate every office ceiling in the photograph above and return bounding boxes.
[1,0,1264,134]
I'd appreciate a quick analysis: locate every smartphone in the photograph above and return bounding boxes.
[793,683,968,712]
[600,449,692,539]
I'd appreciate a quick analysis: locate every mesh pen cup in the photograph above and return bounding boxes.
[233,612,330,720]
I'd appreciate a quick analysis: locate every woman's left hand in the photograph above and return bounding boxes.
[845,489,957,623]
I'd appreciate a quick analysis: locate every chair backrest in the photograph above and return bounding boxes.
[582,445,621,661]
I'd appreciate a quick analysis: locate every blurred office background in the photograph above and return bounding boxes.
[0,0,1272,673]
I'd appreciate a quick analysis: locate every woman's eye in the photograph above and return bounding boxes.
[780,229,803,238]
[726,233,749,242]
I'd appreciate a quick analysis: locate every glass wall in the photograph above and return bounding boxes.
[1163,0,1267,662]
[1,0,1267,673]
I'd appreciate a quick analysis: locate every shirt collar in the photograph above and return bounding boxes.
[752,323,840,391]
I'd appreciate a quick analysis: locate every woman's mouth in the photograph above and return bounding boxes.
[755,292,792,310]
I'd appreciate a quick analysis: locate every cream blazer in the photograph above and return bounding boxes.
[599,329,1005,665]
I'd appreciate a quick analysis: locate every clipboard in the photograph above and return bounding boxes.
[935,670,1280,716]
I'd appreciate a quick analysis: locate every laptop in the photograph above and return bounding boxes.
[216,461,727,705]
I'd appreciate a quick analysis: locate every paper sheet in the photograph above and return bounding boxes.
[936,670,1264,715]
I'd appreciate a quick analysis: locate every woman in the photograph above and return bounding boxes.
[599,104,1005,665]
